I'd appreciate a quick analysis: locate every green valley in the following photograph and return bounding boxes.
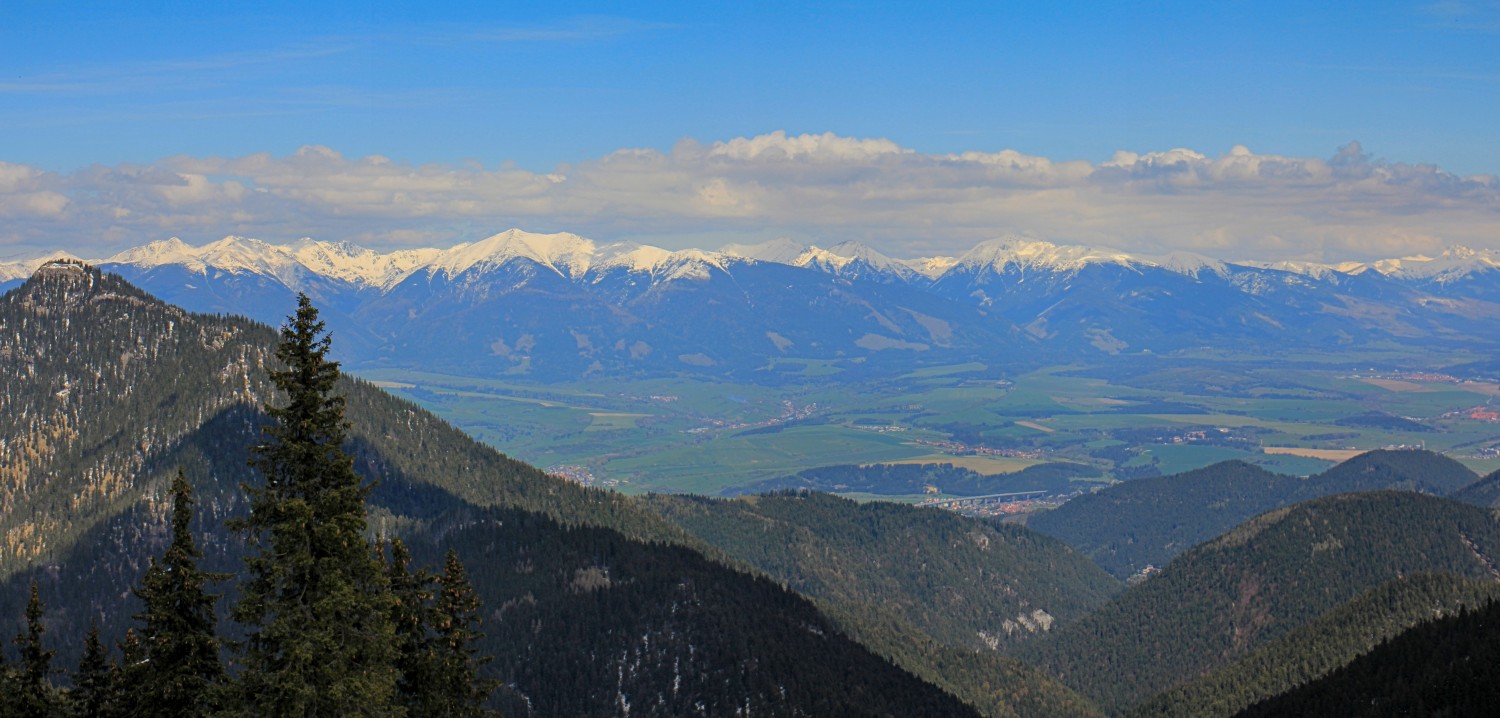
[357,357,1500,497]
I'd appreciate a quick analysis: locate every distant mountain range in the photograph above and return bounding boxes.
[8,230,1500,378]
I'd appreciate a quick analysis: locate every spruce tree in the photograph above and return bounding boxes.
[115,628,146,707]
[71,623,115,718]
[229,294,401,717]
[429,549,499,717]
[132,468,224,716]
[387,539,439,717]
[12,581,62,717]
[0,628,14,715]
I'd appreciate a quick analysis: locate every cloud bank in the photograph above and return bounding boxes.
[2,132,1496,262]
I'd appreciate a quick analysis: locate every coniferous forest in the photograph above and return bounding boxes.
[0,288,496,717]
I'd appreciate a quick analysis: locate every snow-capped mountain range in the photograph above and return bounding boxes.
[6,229,1500,379]
[8,228,1499,292]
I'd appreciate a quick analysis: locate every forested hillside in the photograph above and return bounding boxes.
[1235,592,1500,717]
[644,491,1117,717]
[1450,468,1500,508]
[1130,573,1500,718]
[0,263,982,717]
[1027,451,1477,577]
[1017,491,1500,714]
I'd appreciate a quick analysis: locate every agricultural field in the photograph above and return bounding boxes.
[354,358,1500,496]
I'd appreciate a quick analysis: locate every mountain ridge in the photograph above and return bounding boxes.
[10,230,1500,383]
[13,229,1500,292]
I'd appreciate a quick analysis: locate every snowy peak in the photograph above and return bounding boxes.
[290,239,443,289]
[720,238,810,264]
[719,239,921,281]
[952,237,1235,279]
[1144,251,1229,279]
[791,241,919,282]
[1238,259,1368,280]
[901,256,959,279]
[430,229,597,280]
[104,235,450,290]
[956,235,1137,274]
[593,243,675,273]
[590,244,737,281]
[107,238,200,268]
[1368,246,1500,282]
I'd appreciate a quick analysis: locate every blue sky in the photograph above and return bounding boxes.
[2,1,1498,260]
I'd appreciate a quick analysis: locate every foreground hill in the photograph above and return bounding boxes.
[1026,451,1477,578]
[644,491,1118,717]
[1235,591,1500,717]
[1016,490,1500,714]
[0,263,982,716]
[1130,573,1500,718]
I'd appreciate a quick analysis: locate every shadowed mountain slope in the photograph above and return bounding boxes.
[644,491,1118,717]
[1234,589,1500,717]
[1129,573,1500,718]
[1027,451,1477,578]
[1016,491,1500,714]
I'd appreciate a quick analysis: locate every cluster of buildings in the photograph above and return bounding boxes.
[911,438,1040,459]
[545,464,621,488]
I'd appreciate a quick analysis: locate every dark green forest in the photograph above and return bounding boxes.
[1016,491,1500,713]
[1450,467,1500,508]
[643,490,1116,717]
[1027,451,1479,578]
[1235,590,1500,717]
[1130,573,1500,718]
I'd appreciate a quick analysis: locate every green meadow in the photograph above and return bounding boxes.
[354,360,1500,496]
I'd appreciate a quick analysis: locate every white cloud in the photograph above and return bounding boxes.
[0,132,1496,262]
[706,131,908,162]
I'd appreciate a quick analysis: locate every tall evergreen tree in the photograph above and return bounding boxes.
[229,294,401,717]
[386,539,439,717]
[429,549,498,718]
[132,468,224,717]
[0,624,14,715]
[12,581,63,717]
[71,623,116,718]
